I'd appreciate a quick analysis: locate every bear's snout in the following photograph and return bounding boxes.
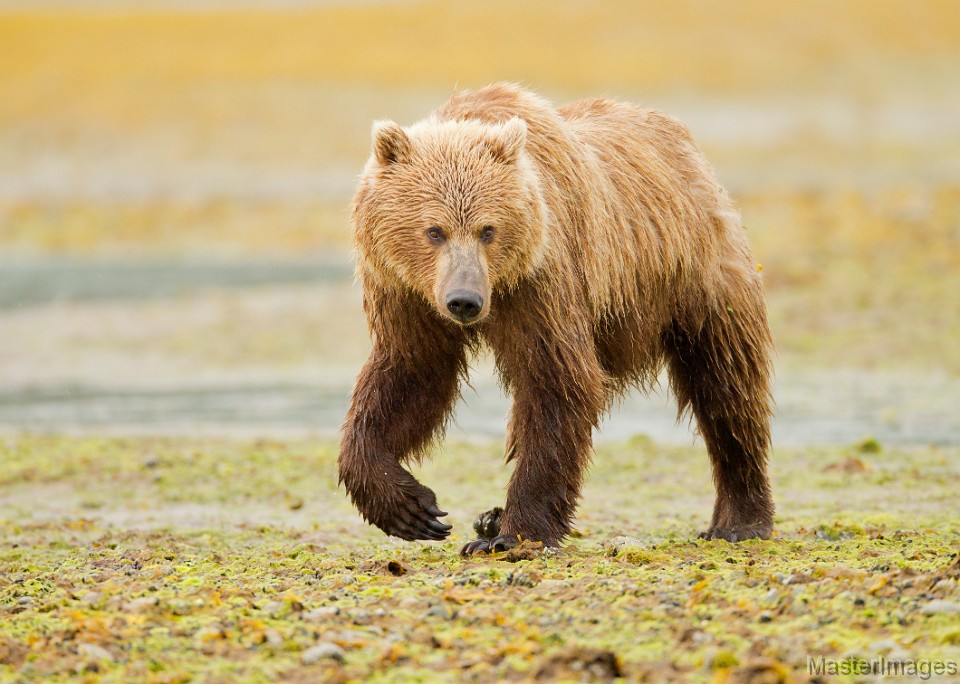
[445,289,484,324]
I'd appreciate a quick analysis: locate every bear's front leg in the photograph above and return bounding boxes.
[459,387,598,555]
[339,289,468,542]
[461,306,608,555]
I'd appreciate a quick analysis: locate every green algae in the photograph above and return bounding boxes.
[0,435,957,682]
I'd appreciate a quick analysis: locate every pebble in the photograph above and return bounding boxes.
[761,588,781,605]
[871,639,910,659]
[124,597,160,613]
[262,600,287,617]
[538,579,568,590]
[301,642,345,665]
[921,600,960,615]
[302,606,340,622]
[606,536,647,555]
[194,625,226,641]
[504,568,541,588]
[77,643,114,662]
[425,603,452,619]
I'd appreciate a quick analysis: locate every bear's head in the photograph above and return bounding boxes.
[352,116,547,326]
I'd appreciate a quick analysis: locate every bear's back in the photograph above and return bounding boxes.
[434,84,733,317]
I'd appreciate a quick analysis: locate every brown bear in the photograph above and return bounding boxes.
[339,83,774,555]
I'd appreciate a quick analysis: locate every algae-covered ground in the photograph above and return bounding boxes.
[1,435,958,682]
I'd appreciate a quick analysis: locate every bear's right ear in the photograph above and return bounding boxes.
[372,120,412,166]
[486,117,527,164]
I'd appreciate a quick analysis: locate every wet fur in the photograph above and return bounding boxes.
[340,83,775,550]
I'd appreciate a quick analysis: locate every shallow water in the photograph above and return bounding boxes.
[2,259,958,447]
[0,257,352,309]
[2,371,958,448]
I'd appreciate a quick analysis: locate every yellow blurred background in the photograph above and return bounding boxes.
[1,1,958,438]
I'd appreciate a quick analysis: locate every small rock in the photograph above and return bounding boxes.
[921,600,960,615]
[264,629,283,647]
[194,625,226,642]
[81,592,102,606]
[606,536,647,555]
[77,643,113,662]
[16,597,34,605]
[168,599,193,616]
[534,647,622,680]
[425,603,451,619]
[678,628,712,645]
[123,597,159,613]
[142,453,161,469]
[262,600,286,618]
[302,606,340,622]
[758,610,774,623]
[301,642,344,665]
[538,579,568,590]
[871,639,910,659]
[362,559,407,576]
[504,568,541,588]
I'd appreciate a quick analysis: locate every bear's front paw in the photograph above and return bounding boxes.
[698,525,772,543]
[459,533,520,556]
[377,480,452,542]
[348,463,452,542]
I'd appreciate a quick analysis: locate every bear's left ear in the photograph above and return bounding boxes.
[487,117,527,164]
[372,120,412,166]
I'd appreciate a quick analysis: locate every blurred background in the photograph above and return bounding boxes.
[1,0,958,445]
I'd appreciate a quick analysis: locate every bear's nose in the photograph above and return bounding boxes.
[446,289,483,323]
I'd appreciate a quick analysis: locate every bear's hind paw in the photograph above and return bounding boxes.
[459,533,520,557]
[698,525,772,543]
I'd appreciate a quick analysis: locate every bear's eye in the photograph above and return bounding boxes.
[426,226,445,244]
[480,226,495,244]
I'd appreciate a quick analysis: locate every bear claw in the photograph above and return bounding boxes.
[699,526,772,543]
[371,477,452,542]
[459,534,520,556]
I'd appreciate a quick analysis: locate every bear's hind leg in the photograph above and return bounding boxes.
[665,287,775,542]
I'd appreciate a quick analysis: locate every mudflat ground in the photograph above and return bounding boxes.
[2,435,959,682]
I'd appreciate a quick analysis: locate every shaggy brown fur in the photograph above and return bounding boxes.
[339,83,775,554]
